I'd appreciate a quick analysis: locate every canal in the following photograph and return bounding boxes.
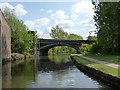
[2,54,110,88]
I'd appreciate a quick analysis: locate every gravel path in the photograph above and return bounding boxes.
[72,54,119,69]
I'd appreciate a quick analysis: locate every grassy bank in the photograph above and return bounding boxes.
[84,53,120,64]
[71,55,119,77]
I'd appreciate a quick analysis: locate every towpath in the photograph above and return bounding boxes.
[72,54,119,69]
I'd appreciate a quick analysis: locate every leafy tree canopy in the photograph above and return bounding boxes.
[50,25,83,40]
[92,1,120,53]
[2,8,36,54]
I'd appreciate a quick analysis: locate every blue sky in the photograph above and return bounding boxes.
[0,0,97,39]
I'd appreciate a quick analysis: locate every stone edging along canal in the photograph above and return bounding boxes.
[70,56,120,88]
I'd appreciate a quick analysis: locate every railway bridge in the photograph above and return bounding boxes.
[37,39,94,56]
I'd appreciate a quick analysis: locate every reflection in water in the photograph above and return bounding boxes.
[2,62,11,88]
[11,60,36,88]
[2,54,110,88]
[48,54,71,63]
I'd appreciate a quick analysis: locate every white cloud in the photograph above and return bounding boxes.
[64,28,96,40]
[0,1,96,39]
[41,34,51,39]
[47,26,52,33]
[0,3,28,17]
[14,4,28,17]
[35,18,50,26]
[38,31,50,39]
[40,8,45,12]
[25,18,50,39]
[32,29,51,39]
[51,10,69,20]
[25,17,50,29]
[64,28,79,34]
[42,1,95,39]
[0,1,95,39]
[51,10,75,28]
[77,18,94,25]
[25,20,35,26]
[40,9,54,13]
[0,2,13,10]
[85,23,95,29]
[71,0,94,20]
[37,30,51,39]
[71,14,79,20]
[47,10,54,13]
[76,18,96,30]
[57,19,75,28]
[69,0,96,39]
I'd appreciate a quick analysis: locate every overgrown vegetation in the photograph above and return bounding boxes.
[92,1,120,54]
[2,8,37,55]
[80,44,92,54]
[78,36,98,54]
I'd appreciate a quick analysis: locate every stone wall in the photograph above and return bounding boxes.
[0,11,11,61]
[0,11,11,89]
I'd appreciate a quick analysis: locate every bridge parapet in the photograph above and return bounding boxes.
[37,39,95,56]
[38,39,94,44]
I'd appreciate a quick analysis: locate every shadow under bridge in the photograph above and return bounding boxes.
[37,39,94,56]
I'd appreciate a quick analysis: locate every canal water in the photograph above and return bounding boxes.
[2,54,110,88]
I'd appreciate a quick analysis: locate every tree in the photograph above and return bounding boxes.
[50,25,68,40]
[68,34,83,40]
[2,8,35,54]
[92,1,120,53]
[49,25,83,54]
[87,36,97,41]
[50,25,83,40]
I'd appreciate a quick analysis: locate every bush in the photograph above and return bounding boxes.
[80,44,92,54]
[90,43,101,54]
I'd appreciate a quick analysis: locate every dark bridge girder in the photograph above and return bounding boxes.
[39,44,80,56]
[37,39,94,56]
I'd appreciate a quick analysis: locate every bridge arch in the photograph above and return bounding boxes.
[37,39,94,56]
[39,43,80,56]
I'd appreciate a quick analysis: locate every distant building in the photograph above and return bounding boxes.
[0,10,11,61]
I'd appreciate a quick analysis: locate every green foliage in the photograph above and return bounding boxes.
[80,35,98,54]
[3,8,36,54]
[50,25,68,40]
[81,36,98,54]
[48,54,71,63]
[87,36,97,41]
[68,34,83,40]
[80,44,92,54]
[92,2,120,53]
[48,46,76,55]
[90,43,101,53]
[49,25,83,54]
[50,25,83,40]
